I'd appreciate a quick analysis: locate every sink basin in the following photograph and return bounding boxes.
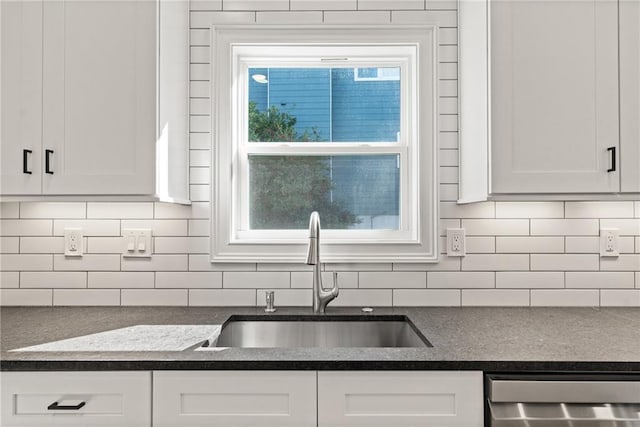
[202,315,431,348]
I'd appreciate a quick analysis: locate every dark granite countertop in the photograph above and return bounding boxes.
[1,306,639,372]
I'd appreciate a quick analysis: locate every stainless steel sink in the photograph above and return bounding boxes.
[202,315,431,348]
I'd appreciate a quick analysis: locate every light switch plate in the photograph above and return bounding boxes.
[122,228,152,258]
[64,228,83,257]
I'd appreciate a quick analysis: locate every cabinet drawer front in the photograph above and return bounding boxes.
[318,371,483,427]
[153,371,316,427]
[1,371,151,427]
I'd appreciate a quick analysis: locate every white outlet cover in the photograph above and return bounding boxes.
[600,228,619,257]
[446,228,466,257]
[64,227,83,257]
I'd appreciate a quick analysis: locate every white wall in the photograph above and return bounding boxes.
[0,0,638,307]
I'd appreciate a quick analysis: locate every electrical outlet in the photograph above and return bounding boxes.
[447,228,466,257]
[64,228,83,257]
[122,228,152,258]
[600,228,619,257]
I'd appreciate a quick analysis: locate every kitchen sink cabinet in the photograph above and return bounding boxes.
[0,0,189,202]
[0,371,151,427]
[317,371,483,427]
[153,371,317,427]
[153,370,483,427]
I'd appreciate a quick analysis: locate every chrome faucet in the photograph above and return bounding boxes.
[305,211,338,314]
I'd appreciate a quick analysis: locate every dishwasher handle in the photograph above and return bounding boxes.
[489,380,640,404]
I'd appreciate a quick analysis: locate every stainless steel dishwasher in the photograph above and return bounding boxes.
[487,374,640,426]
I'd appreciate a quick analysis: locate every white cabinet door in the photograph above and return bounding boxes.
[153,371,317,427]
[317,371,483,427]
[41,0,155,195]
[0,371,151,427]
[620,0,640,193]
[491,0,619,194]
[0,1,43,195]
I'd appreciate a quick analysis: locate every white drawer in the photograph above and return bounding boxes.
[1,371,151,427]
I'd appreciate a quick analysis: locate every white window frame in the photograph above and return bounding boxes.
[211,25,439,264]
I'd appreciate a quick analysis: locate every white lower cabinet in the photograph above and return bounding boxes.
[152,371,317,427]
[318,371,484,427]
[0,371,151,427]
[153,370,483,427]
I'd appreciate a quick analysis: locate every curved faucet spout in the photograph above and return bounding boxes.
[305,211,338,313]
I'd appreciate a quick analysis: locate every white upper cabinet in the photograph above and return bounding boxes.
[620,0,640,193]
[0,0,189,201]
[490,0,619,194]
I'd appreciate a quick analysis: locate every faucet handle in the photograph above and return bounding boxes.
[264,290,276,313]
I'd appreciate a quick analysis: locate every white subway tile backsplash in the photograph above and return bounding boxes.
[154,237,209,254]
[439,167,458,184]
[531,289,599,307]
[565,202,635,218]
[190,168,210,185]
[427,0,458,10]
[86,237,123,254]
[438,45,458,62]
[462,219,529,236]
[391,10,457,26]
[439,97,458,114]
[224,271,290,288]
[223,0,289,11]
[54,220,119,236]
[121,220,188,236]
[393,289,460,306]
[291,271,357,288]
[496,237,564,253]
[54,289,120,306]
[600,255,640,271]
[438,149,458,166]
[20,202,85,219]
[358,0,424,10]
[0,202,20,218]
[440,201,494,219]
[393,257,461,271]
[428,271,494,288]
[599,219,640,235]
[121,255,188,272]
[566,272,634,289]
[1,254,53,271]
[189,289,256,306]
[531,219,599,236]
[256,11,323,23]
[439,132,458,149]
[1,289,52,306]
[53,254,120,272]
[530,254,598,271]
[359,272,426,288]
[190,0,222,11]
[323,10,390,23]
[439,81,458,97]
[565,237,600,253]
[0,272,19,288]
[271,289,311,306]
[87,202,153,219]
[88,272,154,289]
[331,289,392,307]
[189,255,256,271]
[156,271,222,288]
[190,11,256,27]
[495,202,563,218]
[0,237,19,253]
[20,237,65,253]
[122,289,188,306]
[21,272,87,288]
[636,201,640,218]
[1,220,52,236]
[188,219,210,236]
[462,289,529,306]
[190,133,210,149]
[600,290,640,307]
[465,237,495,253]
[291,0,356,11]
[462,254,529,271]
[439,27,457,44]
[190,150,211,167]
[496,272,564,289]
[190,184,210,202]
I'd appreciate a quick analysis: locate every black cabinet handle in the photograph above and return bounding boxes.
[47,401,86,411]
[45,149,54,174]
[607,146,616,172]
[23,149,32,174]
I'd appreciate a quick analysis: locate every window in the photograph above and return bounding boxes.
[211,26,438,263]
